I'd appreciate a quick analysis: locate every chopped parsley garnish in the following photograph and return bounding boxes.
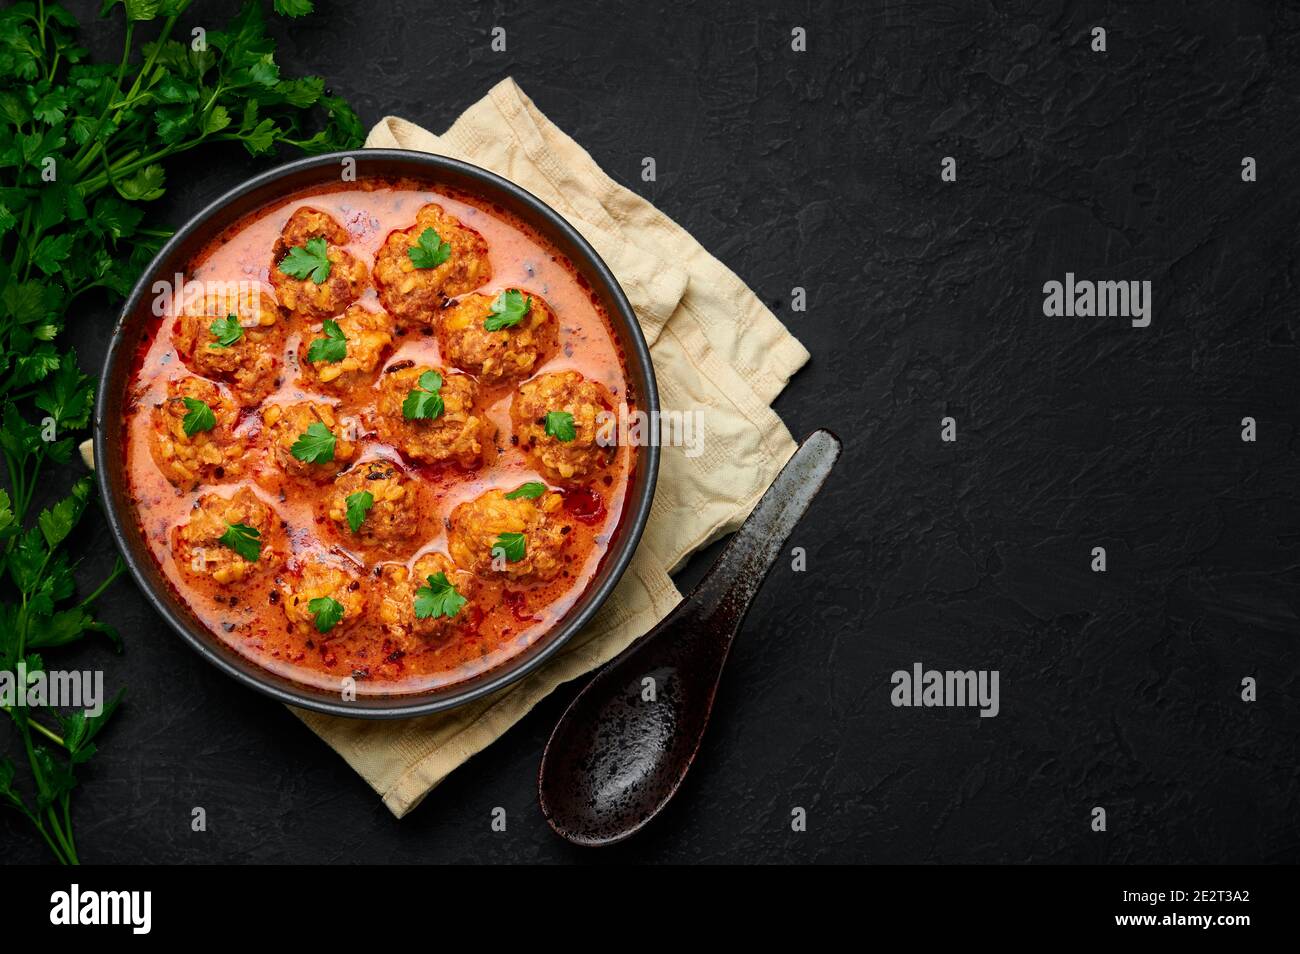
[345,490,374,533]
[180,397,216,436]
[483,289,532,331]
[414,572,467,620]
[402,369,444,420]
[306,317,348,364]
[407,227,452,269]
[278,235,332,284]
[491,532,526,564]
[219,522,262,562]
[208,314,243,349]
[504,481,546,500]
[289,421,337,463]
[308,596,345,633]
[545,410,577,442]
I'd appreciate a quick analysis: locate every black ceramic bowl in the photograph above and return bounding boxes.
[94,150,659,719]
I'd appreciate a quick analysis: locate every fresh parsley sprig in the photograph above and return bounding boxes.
[401,369,443,420]
[483,289,531,331]
[180,396,216,435]
[289,420,337,463]
[307,595,343,633]
[218,521,262,562]
[407,227,451,269]
[413,572,466,620]
[306,316,346,363]
[207,314,243,348]
[279,235,332,285]
[0,0,363,864]
[344,490,372,533]
[504,481,546,500]
[491,532,526,564]
[0,475,126,867]
[545,410,576,442]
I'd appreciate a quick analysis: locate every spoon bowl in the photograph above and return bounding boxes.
[538,430,841,845]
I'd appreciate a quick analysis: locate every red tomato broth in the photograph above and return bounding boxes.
[123,178,637,694]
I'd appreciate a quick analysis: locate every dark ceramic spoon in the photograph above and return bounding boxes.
[538,429,842,845]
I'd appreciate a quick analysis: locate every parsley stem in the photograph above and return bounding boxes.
[21,722,40,776]
[72,11,185,178]
[35,0,48,69]
[27,717,67,749]
[78,558,127,610]
[113,12,183,121]
[69,22,135,171]
[80,139,203,199]
[62,794,77,860]
[29,815,69,865]
[18,451,43,518]
[46,805,76,864]
[3,447,28,524]
[13,206,32,281]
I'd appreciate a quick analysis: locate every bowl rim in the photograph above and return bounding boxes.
[93,148,660,719]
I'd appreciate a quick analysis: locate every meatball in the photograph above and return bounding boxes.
[370,364,490,468]
[377,552,477,647]
[325,459,418,547]
[510,370,617,481]
[269,206,369,322]
[435,289,557,385]
[280,206,348,249]
[176,285,284,405]
[299,303,394,392]
[262,401,359,480]
[149,376,245,490]
[279,560,367,637]
[373,203,491,322]
[172,487,275,585]
[447,488,570,582]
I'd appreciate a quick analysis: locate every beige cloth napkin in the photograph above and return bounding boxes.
[292,78,810,817]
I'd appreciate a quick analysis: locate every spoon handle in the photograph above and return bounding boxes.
[691,429,841,624]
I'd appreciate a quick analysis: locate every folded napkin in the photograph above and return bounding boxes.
[288,78,809,817]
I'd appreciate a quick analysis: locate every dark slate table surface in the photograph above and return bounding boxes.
[7,0,1297,864]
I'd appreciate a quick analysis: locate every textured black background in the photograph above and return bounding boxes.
[6,0,1298,864]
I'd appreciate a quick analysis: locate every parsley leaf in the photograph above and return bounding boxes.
[278,235,332,284]
[289,421,337,463]
[308,595,345,633]
[491,532,526,564]
[414,572,467,619]
[545,410,577,442]
[345,490,373,533]
[208,314,243,348]
[402,369,444,420]
[180,397,217,436]
[483,289,532,331]
[274,0,316,16]
[504,481,547,500]
[306,317,347,364]
[219,523,262,562]
[407,228,452,269]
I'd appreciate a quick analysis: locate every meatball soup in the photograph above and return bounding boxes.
[122,178,638,694]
